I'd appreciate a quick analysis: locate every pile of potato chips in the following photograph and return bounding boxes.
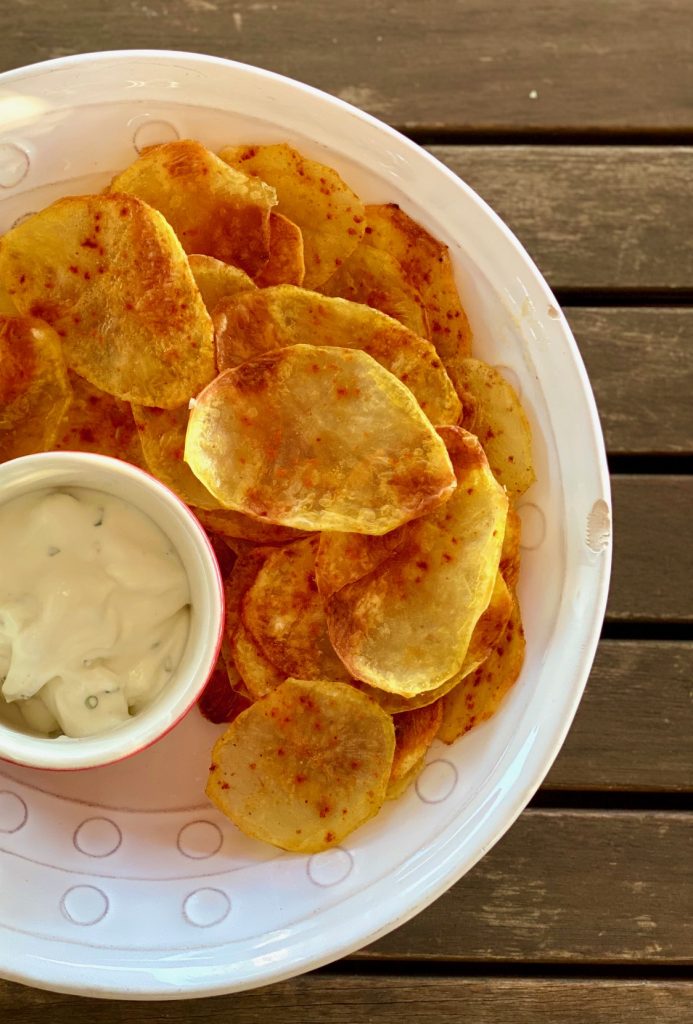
[0,139,534,853]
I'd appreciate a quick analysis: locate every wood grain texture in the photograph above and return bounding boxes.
[545,641,693,791]
[609,477,693,622]
[567,309,693,455]
[429,147,693,291]
[2,976,691,1022]
[364,810,693,962]
[1,1,692,132]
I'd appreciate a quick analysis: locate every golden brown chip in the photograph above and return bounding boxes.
[213,285,460,425]
[448,358,535,496]
[132,403,221,509]
[323,426,508,695]
[315,529,407,603]
[185,344,456,534]
[111,139,276,277]
[438,594,526,743]
[242,536,350,682]
[364,203,472,362]
[198,652,252,724]
[500,502,522,590]
[231,621,286,699]
[0,194,215,408]
[386,754,425,800]
[53,371,143,464]
[255,212,305,287]
[188,254,256,314]
[207,678,395,852]
[221,547,271,644]
[220,143,364,288]
[390,702,443,787]
[0,280,17,314]
[353,570,512,714]
[320,242,429,339]
[194,507,307,546]
[0,315,72,462]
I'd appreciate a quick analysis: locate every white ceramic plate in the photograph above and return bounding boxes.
[0,51,611,999]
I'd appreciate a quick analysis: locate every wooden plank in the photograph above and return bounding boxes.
[609,477,693,623]
[2,976,691,1023]
[1,2,692,132]
[545,641,693,791]
[364,810,692,962]
[567,309,693,455]
[429,147,693,291]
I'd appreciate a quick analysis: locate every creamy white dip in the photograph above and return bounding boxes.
[0,488,190,738]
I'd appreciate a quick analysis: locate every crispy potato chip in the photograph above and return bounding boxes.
[323,426,508,695]
[0,315,72,462]
[194,507,306,546]
[0,280,17,314]
[364,203,472,361]
[207,678,395,852]
[111,140,276,277]
[231,621,285,699]
[500,502,522,590]
[0,194,215,408]
[213,286,460,425]
[242,536,350,682]
[255,212,305,287]
[320,243,429,339]
[390,702,442,786]
[315,529,407,603]
[185,344,456,534]
[198,653,252,724]
[188,254,256,313]
[438,594,526,743]
[55,371,143,464]
[386,754,425,800]
[353,571,512,714]
[450,359,535,496]
[220,143,364,288]
[132,403,221,509]
[221,548,270,642]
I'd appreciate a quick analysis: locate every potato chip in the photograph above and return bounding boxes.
[194,507,306,546]
[213,286,460,425]
[0,315,72,462]
[315,529,407,603]
[0,280,17,314]
[198,653,252,724]
[242,536,350,682]
[438,594,526,743]
[54,371,143,464]
[500,502,522,590]
[320,243,429,339]
[449,358,535,496]
[255,213,305,287]
[188,254,255,314]
[221,547,270,642]
[390,702,442,787]
[111,140,276,277]
[207,678,395,852]
[363,203,472,361]
[185,344,456,534]
[386,754,425,800]
[231,621,285,699]
[353,570,512,714]
[324,426,508,695]
[132,403,221,509]
[0,194,215,408]
[220,143,364,288]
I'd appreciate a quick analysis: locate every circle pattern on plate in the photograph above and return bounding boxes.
[60,885,109,926]
[177,820,223,860]
[415,760,458,804]
[73,817,123,858]
[0,143,29,188]
[0,791,28,833]
[307,848,354,887]
[182,888,231,928]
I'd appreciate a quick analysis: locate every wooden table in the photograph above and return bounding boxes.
[1,3,691,1020]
